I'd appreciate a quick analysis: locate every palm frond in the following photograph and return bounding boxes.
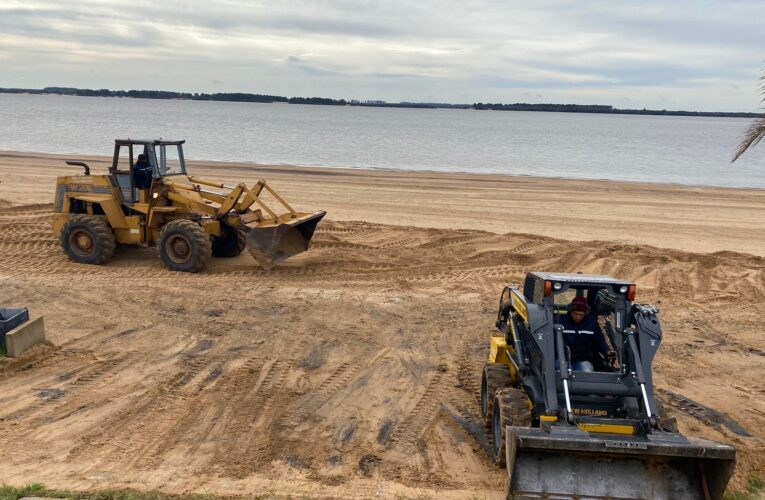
[732,117,765,162]
[732,70,765,162]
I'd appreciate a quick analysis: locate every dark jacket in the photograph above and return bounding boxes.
[134,159,152,189]
[559,313,610,364]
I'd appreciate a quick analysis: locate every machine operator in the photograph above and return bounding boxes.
[561,296,616,372]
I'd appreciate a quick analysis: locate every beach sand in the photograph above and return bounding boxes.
[0,150,763,497]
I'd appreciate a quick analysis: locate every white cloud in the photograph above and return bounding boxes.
[0,0,763,110]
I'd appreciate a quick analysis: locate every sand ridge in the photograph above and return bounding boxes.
[0,153,763,497]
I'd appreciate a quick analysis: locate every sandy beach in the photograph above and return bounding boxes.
[0,150,763,497]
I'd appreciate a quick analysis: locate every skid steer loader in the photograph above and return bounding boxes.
[481,272,736,499]
[52,139,325,272]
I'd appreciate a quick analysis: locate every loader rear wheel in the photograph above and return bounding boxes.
[211,224,246,258]
[491,387,532,467]
[60,215,116,265]
[481,363,513,427]
[158,220,212,273]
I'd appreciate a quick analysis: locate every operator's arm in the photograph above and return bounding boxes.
[588,316,611,356]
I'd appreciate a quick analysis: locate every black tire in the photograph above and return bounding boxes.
[491,387,532,467]
[60,214,115,265]
[481,363,514,427]
[158,219,212,272]
[211,224,246,258]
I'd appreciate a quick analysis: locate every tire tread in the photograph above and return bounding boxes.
[491,387,532,467]
[158,219,212,272]
[482,363,513,427]
[211,225,247,258]
[60,214,116,265]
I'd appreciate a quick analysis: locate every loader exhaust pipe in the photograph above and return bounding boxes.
[245,211,326,270]
[505,427,735,500]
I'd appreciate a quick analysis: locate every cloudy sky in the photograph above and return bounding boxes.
[1,0,764,111]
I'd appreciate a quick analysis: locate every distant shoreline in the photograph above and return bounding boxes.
[4,149,765,257]
[2,147,764,193]
[0,86,760,119]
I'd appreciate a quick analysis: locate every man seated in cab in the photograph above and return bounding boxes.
[561,296,616,372]
[133,154,153,190]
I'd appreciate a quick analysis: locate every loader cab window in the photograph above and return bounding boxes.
[554,286,617,372]
[114,145,139,204]
[553,288,581,316]
[154,144,185,177]
[553,286,613,331]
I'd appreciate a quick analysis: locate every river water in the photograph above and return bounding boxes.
[0,93,762,188]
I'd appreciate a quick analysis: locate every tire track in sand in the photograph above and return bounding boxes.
[279,362,362,429]
[211,358,291,477]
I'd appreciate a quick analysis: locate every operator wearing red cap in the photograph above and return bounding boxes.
[560,296,616,372]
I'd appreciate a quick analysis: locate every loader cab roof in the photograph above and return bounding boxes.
[527,272,633,288]
[523,272,635,306]
[115,139,186,146]
[112,139,187,177]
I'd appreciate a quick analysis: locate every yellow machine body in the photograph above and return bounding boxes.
[53,139,325,270]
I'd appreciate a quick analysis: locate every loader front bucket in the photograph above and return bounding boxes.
[505,427,735,500]
[246,211,326,270]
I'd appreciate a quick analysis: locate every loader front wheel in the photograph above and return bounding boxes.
[159,220,212,273]
[491,387,532,467]
[481,363,513,427]
[211,224,246,258]
[60,215,116,265]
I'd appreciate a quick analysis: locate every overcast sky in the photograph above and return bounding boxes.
[1,0,764,111]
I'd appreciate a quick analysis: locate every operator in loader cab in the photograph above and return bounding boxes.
[561,296,616,372]
[133,154,152,190]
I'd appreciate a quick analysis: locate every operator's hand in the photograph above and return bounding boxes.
[607,350,618,365]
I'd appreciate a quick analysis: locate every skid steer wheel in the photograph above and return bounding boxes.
[481,363,513,427]
[211,224,246,258]
[158,220,212,272]
[60,214,116,265]
[491,387,532,467]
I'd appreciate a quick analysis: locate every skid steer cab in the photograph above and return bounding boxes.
[52,139,325,272]
[481,272,735,500]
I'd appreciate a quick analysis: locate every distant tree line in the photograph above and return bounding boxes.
[0,86,759,118]
[473,102,758,118]
[474,102,614,113]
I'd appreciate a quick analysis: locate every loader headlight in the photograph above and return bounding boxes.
[619,285,628,293]
[553,282,563,291]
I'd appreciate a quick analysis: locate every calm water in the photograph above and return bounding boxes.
[0,93,763,188]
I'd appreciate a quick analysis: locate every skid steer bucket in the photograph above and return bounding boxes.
[246,211,326,270]
[505,427,735,500]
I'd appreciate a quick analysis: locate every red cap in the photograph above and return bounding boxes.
[571,296,588,313]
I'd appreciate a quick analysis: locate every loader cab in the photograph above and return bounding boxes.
[522,272,636,373]
[520,273,664,420]
[111,139,187,205]
[552,287,620,372]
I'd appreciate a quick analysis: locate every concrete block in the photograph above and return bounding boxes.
[5,316,45,357]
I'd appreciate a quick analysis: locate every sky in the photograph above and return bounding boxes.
[0,0,764,112]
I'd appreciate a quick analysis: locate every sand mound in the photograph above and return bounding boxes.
[0,204,762,497]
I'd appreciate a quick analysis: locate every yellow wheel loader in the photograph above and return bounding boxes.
[483,272,736,499]
[53,139,325,272]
